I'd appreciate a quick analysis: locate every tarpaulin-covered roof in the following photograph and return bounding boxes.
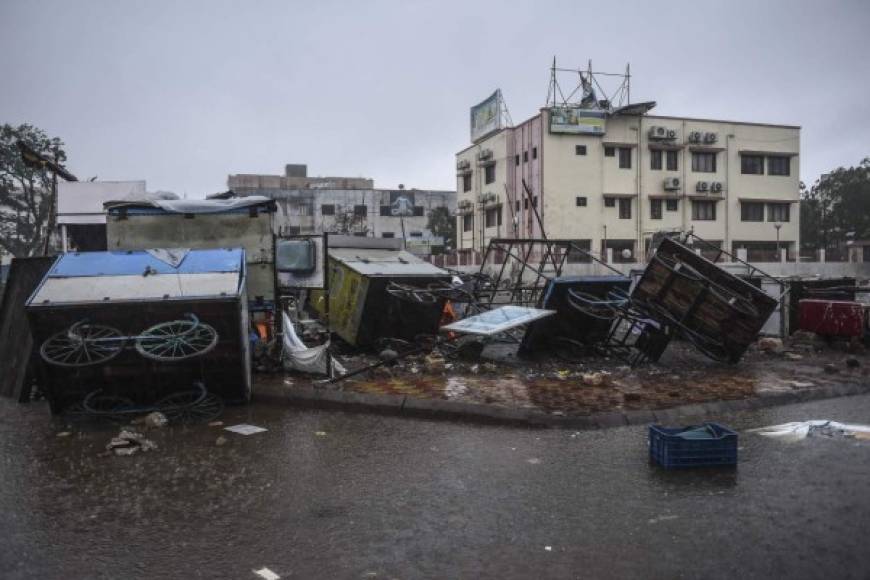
[104,196,276,215]
[27,248,245,305]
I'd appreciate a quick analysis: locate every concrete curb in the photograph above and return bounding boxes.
[254,379,870,430]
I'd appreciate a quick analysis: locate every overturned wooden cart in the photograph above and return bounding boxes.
[26,248,251,419]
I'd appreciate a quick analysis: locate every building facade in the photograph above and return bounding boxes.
[227,164,456,254]
[455,109,800,264]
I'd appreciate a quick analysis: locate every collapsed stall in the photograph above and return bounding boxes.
[26,248,251,419]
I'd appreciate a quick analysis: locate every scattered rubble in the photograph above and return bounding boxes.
[758,338,784,353]
[143,411,168,428]
[105,430,157,456]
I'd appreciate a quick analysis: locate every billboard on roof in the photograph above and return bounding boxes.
[549,106,606,135]
[470,90,502,142]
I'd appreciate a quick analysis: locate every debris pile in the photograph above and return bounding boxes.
[104,430,158,456]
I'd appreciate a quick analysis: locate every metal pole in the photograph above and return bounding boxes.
[323,232,332,379]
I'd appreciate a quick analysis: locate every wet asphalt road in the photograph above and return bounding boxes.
[2,394,870,580]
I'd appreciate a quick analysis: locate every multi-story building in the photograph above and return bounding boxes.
[226,164,456,254]
[455,105,800,264]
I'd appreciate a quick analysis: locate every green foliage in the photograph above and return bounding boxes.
[0,124,67,257]
[800,158,870,251]
[426,205,455,251]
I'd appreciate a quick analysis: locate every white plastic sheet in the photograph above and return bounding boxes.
[748,420,870,442]
[282,313,345,376]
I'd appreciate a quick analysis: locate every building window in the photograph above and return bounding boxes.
[353,205,367,217]
[575,145,587,156]
[413,206,425,217]
[382,232,395,238]
[462,214,472,232]
[665,198,678,211]
[532,147,538,160]
[666,150,678,171]
[485,206,501,228]
[522,151,528,163]
[767,203,790,222]
[567,239,592,263]
[321,204,335,216]
[379,205,391,216]
[576,196,587,207]
[740,201,764,222]
[768,156,790,176]
[603,239,635,263]
[409,231,423,238]
[692,200,717,221]
[354,232,367,237]
[515,200,520,212]
[650,199,662,220]
[604,197,616,208]
[618,198,631,219]
[692,151,717,173]
[462,173,471,192]
[650,150,663,170]
[484,164,495,184]
[618,147,632,169]
[741,155,764,175]
[604,146,615,157]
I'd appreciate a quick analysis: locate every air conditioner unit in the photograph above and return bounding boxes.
[648,126,668,140]
[456,159,470,170]
[477,149,493,161]
[667,129,677,139]
[458,200,471,210]
[703,132,718,144]
[688,131,702,143]
[664,177,681,191]
[696,181,709,192]
[711,182,723,193]
[477,193,496,204]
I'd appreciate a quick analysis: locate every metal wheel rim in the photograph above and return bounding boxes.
[135,320,218,361]
[40,323,125,367]
[156,390,223,423]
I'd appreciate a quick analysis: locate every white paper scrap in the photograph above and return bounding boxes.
[253,567,280,580]
[225,424,268,436]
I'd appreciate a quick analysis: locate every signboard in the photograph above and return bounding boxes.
[442,306,556,336]
[470,90,502,142]
[549,106,606,135]
[389,190,415,217]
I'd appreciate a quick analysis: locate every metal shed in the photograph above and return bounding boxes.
[26,248,251,415]
[311,247,451,347]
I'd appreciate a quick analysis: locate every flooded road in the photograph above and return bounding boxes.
[2,393,870,579]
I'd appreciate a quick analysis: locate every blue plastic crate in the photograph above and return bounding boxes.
[648,423,738,469]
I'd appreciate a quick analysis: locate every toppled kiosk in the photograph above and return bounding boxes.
[26,248,251,418]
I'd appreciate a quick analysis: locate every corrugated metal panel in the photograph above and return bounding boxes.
[328,248,447,277]
[48,249,244,278]
[29,272,241,305]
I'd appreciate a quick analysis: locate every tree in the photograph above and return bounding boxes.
[328,204,368,235]
[800,158,870,254]
[0,124,67,257]
[426,206,456,252]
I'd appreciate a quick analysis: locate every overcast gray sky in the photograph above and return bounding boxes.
[1,0,868,197]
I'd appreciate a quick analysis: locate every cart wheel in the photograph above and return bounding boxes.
[156,389,223,424]
[135,318,218,361]
[82,390,136,416]
[40,323,125,367]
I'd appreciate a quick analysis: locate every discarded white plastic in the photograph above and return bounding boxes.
[748,420,870,442]
[282,313,346,376]
[253,567,280,580]
[225,424,268,436]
